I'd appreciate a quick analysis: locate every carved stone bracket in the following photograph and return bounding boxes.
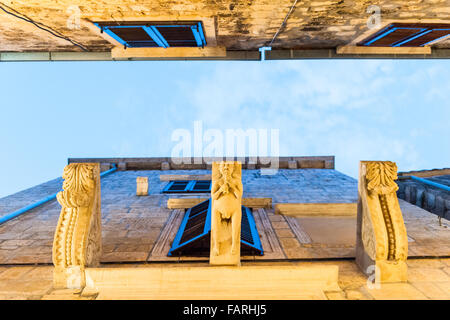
[210,161,243,266]
[356,161,408,283]
[53,163,102,289]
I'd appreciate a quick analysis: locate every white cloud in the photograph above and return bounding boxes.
[1,59,448,198]
[177,60,448,178]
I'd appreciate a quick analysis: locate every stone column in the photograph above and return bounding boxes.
[356,161,408,283]
[210,161,243,266]
[52,163,102,289]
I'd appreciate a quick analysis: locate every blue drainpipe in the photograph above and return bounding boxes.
[99,164,118,178]
[0,164,117,225]
[410,175,450,192]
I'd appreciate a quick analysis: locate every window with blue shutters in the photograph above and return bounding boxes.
[93,21,207,48]
[162,180,211,193]
[358,23,450,47]
[168,199,264,257]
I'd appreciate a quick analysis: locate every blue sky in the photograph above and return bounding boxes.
[0,59,449,198]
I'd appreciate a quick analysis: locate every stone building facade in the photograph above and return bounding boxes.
[0,157,449,299]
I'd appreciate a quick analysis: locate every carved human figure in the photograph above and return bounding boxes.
[210,161,243,265]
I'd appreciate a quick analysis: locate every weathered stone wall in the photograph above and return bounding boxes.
[0,168,356,221]
[0,0,449,52]
[0,168,357,264]
[1,168,448,265]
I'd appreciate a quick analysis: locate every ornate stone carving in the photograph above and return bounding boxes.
[136,177,148,196]
[356,161,408,283]
[210,161,243,266]
[366,161,399,195]
[53,163,102,288]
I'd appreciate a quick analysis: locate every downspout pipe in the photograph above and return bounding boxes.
[0,193,58,225]
[259,46,271,61]
[0,164,117,225]
[410,175,450,192]
[99,164,118,178]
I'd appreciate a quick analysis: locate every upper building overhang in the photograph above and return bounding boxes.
[0,1,449,60]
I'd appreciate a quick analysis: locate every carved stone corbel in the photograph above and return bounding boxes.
[210,161,243,266]
[52,163,102,289]
[356,161,408,282]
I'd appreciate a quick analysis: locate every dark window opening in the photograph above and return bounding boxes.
[168,199,264,257]
[93,21,207,48]
[358,23,450,47]
[162,180,211,193]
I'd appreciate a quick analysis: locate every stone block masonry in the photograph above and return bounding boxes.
[0,166,357,264]
[0,165,449,265]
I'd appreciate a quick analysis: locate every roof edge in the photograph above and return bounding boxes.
[398,167,450,178]
[68,156,335,170]
[2,48,450,62]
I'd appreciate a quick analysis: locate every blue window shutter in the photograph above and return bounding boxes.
[143,26,169,48]
[162,180,191,193]
[241,207,263,253]
[168,199,264,257]
[359,23,450,47]
[169,199,211,256]
[162,180,210,193]
[93,21,207,48]
[191,23,206,47]
[190,180,211,193]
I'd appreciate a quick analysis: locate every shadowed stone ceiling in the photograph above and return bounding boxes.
[0,0,449,53]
